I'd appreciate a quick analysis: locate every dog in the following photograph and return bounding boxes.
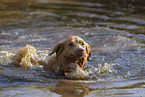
[12,36,91,78]
[43,36,91,75]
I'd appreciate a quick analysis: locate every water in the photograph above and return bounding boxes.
[0,0,145,97]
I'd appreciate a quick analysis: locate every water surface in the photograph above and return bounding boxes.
[0,0,145,97]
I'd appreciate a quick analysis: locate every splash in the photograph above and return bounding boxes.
[12,45,40,68]
[0,51,14,66]
[0,45,48,68]
[1,45,119,80]
[98,63,116,74]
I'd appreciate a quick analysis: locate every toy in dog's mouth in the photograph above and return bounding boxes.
[65,63,89,79]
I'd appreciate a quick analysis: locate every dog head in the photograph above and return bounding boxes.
[49,36,91,68]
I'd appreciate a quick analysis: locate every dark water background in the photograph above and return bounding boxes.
[0,0,145,97]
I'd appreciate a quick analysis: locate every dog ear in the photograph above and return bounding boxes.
[86,43,91,62]
[49,42,64,56]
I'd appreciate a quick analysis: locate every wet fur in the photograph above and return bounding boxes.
[43,36,91,75]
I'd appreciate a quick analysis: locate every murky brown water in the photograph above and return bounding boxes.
[0,0,145,97]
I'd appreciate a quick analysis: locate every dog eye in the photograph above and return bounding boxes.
[81,43,84,45]
[68,43,74,46]
[79,41,84,46]
[80,42,84,46]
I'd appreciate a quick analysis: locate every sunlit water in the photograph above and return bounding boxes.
[0,0,145,97]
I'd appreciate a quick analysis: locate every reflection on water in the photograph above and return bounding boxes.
[0,0,145,97]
